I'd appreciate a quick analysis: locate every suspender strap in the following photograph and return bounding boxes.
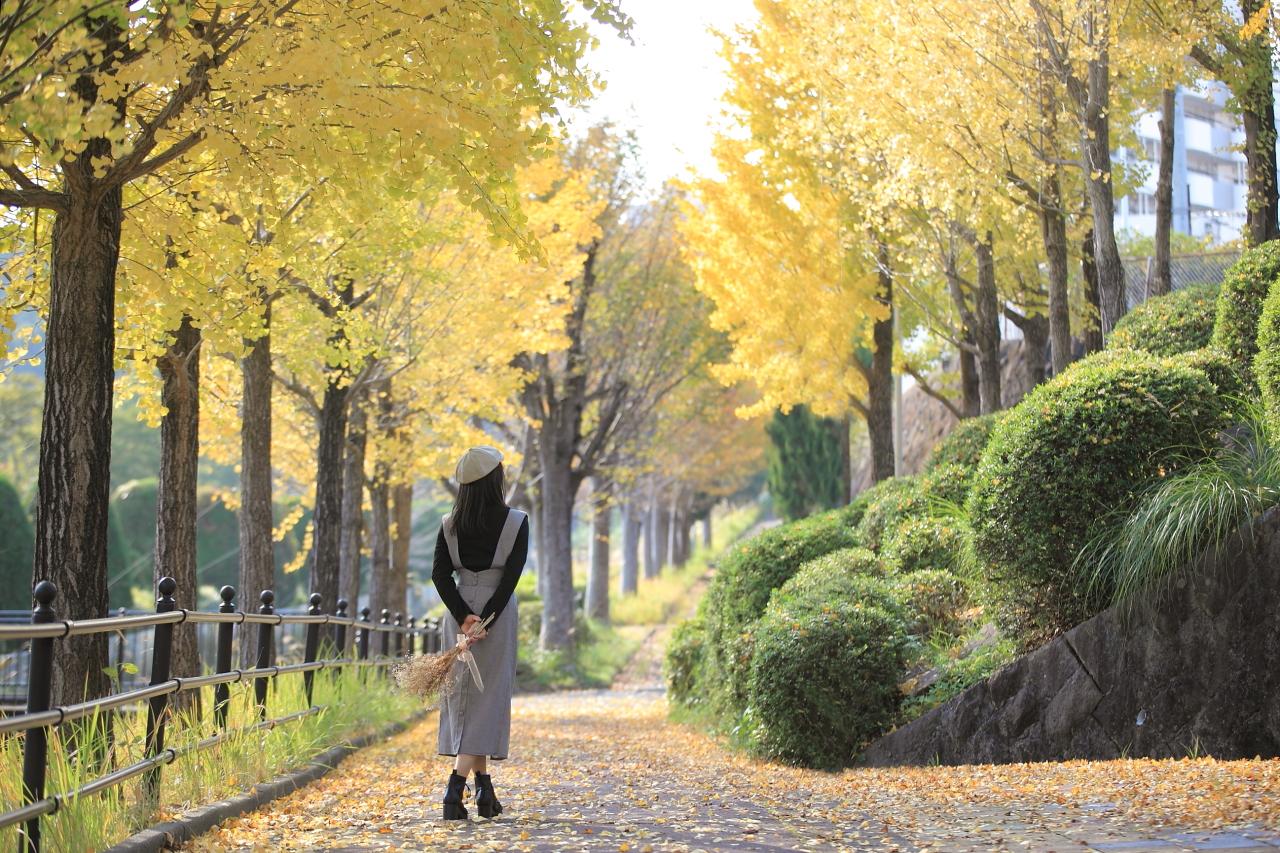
[491,509,527,568]
[441,509,527,571]
[442,514,464,570]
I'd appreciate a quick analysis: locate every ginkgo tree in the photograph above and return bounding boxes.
[0,0,627,703]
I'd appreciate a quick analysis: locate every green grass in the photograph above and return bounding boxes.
[898,629,1016,724]
[1076,398,1280,612]
[0,665,419,851]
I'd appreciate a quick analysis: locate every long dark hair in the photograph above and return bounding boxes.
[451,463,507,538]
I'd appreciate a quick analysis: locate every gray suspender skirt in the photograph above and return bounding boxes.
[436,508,525,760]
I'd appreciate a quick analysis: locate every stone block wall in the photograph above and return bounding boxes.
[861,509,1280,766]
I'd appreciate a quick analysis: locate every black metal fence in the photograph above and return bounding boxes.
[0,579,442,852]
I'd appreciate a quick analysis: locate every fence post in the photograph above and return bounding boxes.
[114,606,127,685]
[406,617,416,657]
[214,586,236,729]
[379,609,391,659]
[254,590,274,720]
[358,607,371,661]
[143,576,178,801]
[393,612,403,658]
[20,581,57,853]
[303,593,322,706]
[334,598,349,656]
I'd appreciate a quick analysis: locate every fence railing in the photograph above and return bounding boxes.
[0,579,441,852]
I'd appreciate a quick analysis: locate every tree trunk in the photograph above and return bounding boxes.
[391,482,412,619]
[1153,87,1176,296]
[1082,228,1106,353]
[865,245,896,483]
[652,495,670,575]
[620,503,640,596]
[1040,171,1073,375]
[337,395,367,643]
[35,178,123,706]
[538,454,577,649]
[309,378,349,610]
[585,480,610,622]
[1240,0,1280,245]
[958,339,981,417]
[238,304,274,665]
[1020,312,1049,391]
[368,477,390,621]
[155,316,201,712]
[642,489,660,579]
[972,234,1002,413]
[702,514,713,548]
[1080,44,1127,332]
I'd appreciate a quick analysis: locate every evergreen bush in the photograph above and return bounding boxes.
[701,508,858,708]
[1257,280,1280,433]
[895,569,970,635]
[746,586,908,768]
[881,516,963,575]
[0,476,33,610]
[1211,240,1280,383]
[854,476,926,552]
[1107,283,1218,356]
[764,405,846,521]
[967,349,1234,642]
[664,616,707,707]
[925,413,1002,473]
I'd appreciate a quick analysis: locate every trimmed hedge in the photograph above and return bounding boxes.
[700,507,858,709]
[1212,240,1280,383]
[918,462,973,506]
[967,349,1234,642]
[881,516,964,576]
[1171,346,1247,403]
[746,583,909,768]
[703,507,859,648]
[925,413,1002,473]
[896,569,970,635]
[665,616,708,707]
[1257,280,1280,433]
[1107,283,1218,356]
[854,476,926,552]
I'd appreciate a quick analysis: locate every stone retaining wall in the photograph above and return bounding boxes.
[861,509,1280,766]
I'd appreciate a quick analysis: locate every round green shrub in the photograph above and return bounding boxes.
[746,594,909,769]
[665,616,708,707]
[881,516,964,575]
[925,413,1003,473]
[1107,283,1218,356]
[1212,240,1280,383]
[854,476,926,553]
[1256,281,1280,433]
[701,507,858,707]
[1170,346,1247,403]
[895,569,970,635]
[967,349,1234,642]
[919,462,973,506]
[773,549,902,616]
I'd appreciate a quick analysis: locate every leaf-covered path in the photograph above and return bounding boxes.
[190,674,1280,851]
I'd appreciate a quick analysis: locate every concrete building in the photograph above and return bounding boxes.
[1115,83,1250,246]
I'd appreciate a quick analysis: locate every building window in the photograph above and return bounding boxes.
[1130,191,1156,215]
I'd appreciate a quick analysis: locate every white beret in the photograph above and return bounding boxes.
[455,445,504,485]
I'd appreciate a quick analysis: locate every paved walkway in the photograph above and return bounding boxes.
[189,674,1280,852]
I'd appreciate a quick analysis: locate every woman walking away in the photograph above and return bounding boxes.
[433,445,528,821]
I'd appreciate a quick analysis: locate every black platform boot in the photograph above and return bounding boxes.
[474,772,503,819]
[442,771,469,820]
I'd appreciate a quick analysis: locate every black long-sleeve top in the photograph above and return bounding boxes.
[431,507,529,626]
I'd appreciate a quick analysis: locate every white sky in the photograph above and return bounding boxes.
[568,0,760,190]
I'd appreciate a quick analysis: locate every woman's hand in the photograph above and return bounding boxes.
[460,614,488,643]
